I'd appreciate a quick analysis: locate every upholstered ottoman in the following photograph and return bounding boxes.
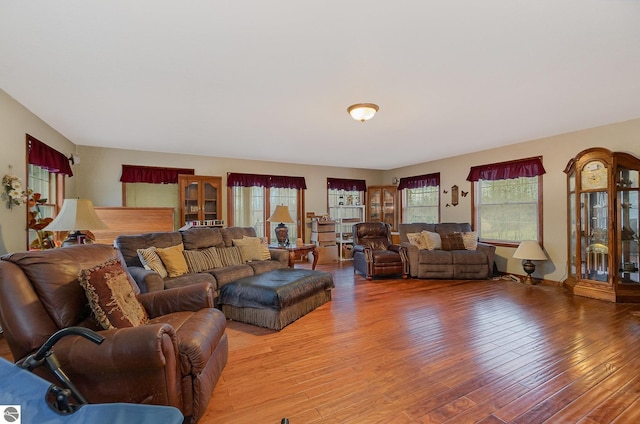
[218,268,334,330]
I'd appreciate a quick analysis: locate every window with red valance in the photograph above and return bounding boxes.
[326,177,366,192]
[119,165,195,184]
[27,135,73,177]
[466,157,546,181]
[227,172,307,189]
[397,173,440,190]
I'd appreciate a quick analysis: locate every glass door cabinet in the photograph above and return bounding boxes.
[367,185,398,231]
[178,175,223,227]
[564,147,640,302]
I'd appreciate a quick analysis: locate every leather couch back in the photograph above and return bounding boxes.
[221,227,258,247]
[353,222,392,250]
[181,227,225,250]
[0,244,117,359]
[115,232,182,267]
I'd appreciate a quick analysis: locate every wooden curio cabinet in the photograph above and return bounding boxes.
[367,185,398,231]
[178,175,223,227]
[564,147,640,302]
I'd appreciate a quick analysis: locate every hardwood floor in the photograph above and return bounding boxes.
[3,261,640,423]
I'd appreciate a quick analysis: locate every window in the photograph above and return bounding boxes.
[467,157,545,245]
[398,173,440,223]
[326,178,366,218]
[228,173,306,243]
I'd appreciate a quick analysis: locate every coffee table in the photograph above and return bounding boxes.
[270,243,318,269]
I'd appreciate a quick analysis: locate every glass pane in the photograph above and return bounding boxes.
[569,192,576,276]
[233,186,265,237]
[183,181,199,223]
[203,181,218,221]
[619,188,639,284]
[270,188,297,243]
[581,191,608,282]
[402,186,439,223]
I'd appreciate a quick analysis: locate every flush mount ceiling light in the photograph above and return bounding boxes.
[347,103,379,122]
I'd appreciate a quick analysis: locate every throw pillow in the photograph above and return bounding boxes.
[137,247,168,278]
[156,244,189,277]
[252,236,271,260]
[218,246,244,266]
[421,231,442,250]
[233,237,263,262]
[406,232,428,250]
[183,247,223,273]
[441,233,466,251]
[459,231,478,250]
[80,259,149,330]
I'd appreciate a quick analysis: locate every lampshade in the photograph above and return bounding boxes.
[513,240,547,260]
[347,103,379,122]
[267,205,295,223]
[45,199,108,232]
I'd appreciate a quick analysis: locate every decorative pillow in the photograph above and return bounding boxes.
[441,233,466,251]
[137,247,168,278]
[459,231,478,250]
[156,244,189,277]
[406,232,428,250]
[183,247,223,273]
[218,246,244,266]
[80,259,149,330]
[421,231,442,250]
[255,236,272,260]
[233,237,263,262]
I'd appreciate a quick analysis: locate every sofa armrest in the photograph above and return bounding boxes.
[476,242,496,277]
[127,266,165,293]
[401,242,419,277]
[138,282,215,317]
[268,248,289,267]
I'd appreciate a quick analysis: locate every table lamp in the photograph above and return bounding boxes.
[513,240,547,285]
[267,205,295,246]
[45,199,108,246]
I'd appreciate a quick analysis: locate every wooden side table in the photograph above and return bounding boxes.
[270,243,318,270]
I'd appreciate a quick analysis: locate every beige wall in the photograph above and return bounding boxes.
[0,89,77,254]
[2,86,640,285]
[384,119,640,282]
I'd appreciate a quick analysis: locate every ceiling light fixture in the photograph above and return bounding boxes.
[347,103,379,122]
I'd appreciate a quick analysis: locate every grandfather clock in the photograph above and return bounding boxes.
[564,147,640,302]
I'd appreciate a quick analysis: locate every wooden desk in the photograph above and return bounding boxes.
[270,244,318,270]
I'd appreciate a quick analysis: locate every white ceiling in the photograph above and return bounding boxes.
[2,1,640,170]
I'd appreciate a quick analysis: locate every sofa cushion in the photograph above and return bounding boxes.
[406,232,428,250]
[418,249,452,265]
[458,231,478,250]
[451,250,487,265]
[156,244,189,277]
[180,227,225,250]
[218,246,244,266]
[183,247,223,273]
[421,231,442,250]
[137,247,168,278]
[80,259,149,330]
[233,237,263,262]
[441,233,466,251]
[209,264,255,287]
[247,260,285,274]
[222,227,258,247]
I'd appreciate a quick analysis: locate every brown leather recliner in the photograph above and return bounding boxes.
[352,222,409,280]
[0,244,228,423]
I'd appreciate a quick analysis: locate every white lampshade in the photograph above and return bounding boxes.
[45,199,108,231]
[347,103,379,122]
[267,205,295,223]
[513,240,547,260]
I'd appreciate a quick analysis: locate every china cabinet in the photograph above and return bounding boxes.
[564,148,640,302]
[178,175,223,227]
[367,185,398,231]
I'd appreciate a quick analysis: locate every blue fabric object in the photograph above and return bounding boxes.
[0,358,183,424]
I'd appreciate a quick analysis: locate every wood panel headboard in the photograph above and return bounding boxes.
[92,207,175,245]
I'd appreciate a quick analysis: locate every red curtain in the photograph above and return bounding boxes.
[227,172,307,189]
[120,165,194,184]
[327,177,366,192]
[466,157,545,182]
[27,135,73,176]
[397,172,440,190]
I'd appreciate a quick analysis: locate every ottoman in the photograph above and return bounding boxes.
[218,268,334,330]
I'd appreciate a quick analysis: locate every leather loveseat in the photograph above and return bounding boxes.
[399,223,495,279]
[0,244,228,423]
[115,226,289,300]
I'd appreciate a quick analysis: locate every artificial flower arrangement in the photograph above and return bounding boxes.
[2,173,29,208]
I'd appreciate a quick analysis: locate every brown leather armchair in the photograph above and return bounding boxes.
[0,244,228,423]
[352,222,409,280]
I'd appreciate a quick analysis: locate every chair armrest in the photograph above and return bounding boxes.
[388,244,405,253]
[127,266,165,293]
[138,282,215,317]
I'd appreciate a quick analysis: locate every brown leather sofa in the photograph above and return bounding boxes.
[352,222,409,279]
[0,244,228,423]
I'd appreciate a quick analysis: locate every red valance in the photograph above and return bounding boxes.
[397,173,440,190]
[120,165,194,184]
[466,157,545,182]
[227,172,307,189]
[27,135,73,177]
[327,177,367,192]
